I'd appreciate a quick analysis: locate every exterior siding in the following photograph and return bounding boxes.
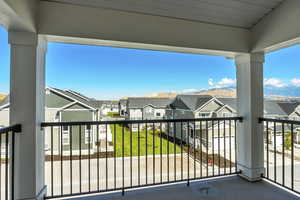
[60,110,95,151]
[45,91,72,108]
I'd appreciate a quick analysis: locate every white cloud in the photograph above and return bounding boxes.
[290,78,300,87]
[208,78,236,88]
[264,78,285,88]
[208,78,214,86]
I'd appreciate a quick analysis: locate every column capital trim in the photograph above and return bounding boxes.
[235,52,265,65]
[9,31,38,46]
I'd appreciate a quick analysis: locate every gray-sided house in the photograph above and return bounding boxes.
[166,95,238,155]
[90,100,119,118]
[126,97,174,131]
[126,97,174,120]
[0,87,100,155]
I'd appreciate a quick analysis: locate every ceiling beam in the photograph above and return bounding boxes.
[251,0,300,53]
[38,1,251,56]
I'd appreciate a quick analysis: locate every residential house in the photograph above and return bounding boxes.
[90,100,119,117]
[126,97,174,120]
[126,97,174,131]
[0,87,100,155]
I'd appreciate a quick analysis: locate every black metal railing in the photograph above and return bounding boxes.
[41,117,242,199]
[259,118,300,195]
[0,124,21,200]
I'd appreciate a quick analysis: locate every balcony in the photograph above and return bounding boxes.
[1,0,300,199]
[2,117,300,199]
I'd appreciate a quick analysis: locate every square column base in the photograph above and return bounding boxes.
[237,163,265,182]
[17,186,47,200]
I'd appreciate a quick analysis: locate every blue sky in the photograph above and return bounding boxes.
[1,26,300,99]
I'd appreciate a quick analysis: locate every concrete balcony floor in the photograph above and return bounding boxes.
[65,176,300,200]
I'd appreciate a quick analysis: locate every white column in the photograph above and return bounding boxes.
[9,31,47,200]
[235,53,265,181]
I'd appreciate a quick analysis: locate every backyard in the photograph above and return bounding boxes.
[111,124,183,157]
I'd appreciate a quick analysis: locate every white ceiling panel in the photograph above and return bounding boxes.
[43,0,285,28]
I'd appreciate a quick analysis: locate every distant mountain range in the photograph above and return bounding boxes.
[0,94,6,101]
[146,86,300,100]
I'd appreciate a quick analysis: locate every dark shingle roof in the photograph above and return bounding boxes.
[168,97,190,110]
[89,100,119,109]
[50,88,98,109]
[217,98,237,111]
[176,95,213,111]
[127,97,174,108]
[264,101,287,116]
[277,102,300,115]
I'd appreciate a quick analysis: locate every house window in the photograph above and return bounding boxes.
[199,112,210,118]
[156,112,161,117]
[62,126,70,145]
[85,125,93,144]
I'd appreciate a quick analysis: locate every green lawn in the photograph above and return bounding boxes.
[107,112,121,118]
[111,124,183,157]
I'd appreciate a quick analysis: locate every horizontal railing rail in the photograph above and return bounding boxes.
[0,124,21,200]
[0,124,21,135]
[41,117,242,199]
[41,117,243,127]
[259,117,300,195]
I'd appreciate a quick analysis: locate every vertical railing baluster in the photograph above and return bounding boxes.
[174,122,177,181]
[97,125,99,191]
[205,121,208,177]
[60,125,63,195]
[291,123,294,190]
[130,124,133,187]
[218,120,220,175]
[145,123,148,184]
[200,121,203,178]
[11,130,15,200]
[282,122,285,186]
[0,132,2,199]
[88,125,91,192]
[212,120,215,176]
[113,124,116,189]
[223,120,226,174]
[105,124,108,190]
[70,126,73,194]
[79,126,82,193]
[152,123,155,184]
[274,122,277,182]
[266,121,269,178]
[122,125,125,195]
[167,122,170,182]
[229,120,231,174]
[193,121,196,179]
[5,132,8,200]
[187,122,190,186]
[160,123,163,184]
[234,120,237,172]
[138,123,140,186]
[181,122,183,181]
[50,126,53,197]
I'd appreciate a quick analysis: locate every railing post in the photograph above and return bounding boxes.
[235,53,265,181]
[9,31,47,200]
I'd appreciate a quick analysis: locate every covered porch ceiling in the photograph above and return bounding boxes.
[1,0,300,57]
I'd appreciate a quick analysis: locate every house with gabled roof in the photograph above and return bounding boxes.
[126,97,174,120]
[0,87,101,155]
